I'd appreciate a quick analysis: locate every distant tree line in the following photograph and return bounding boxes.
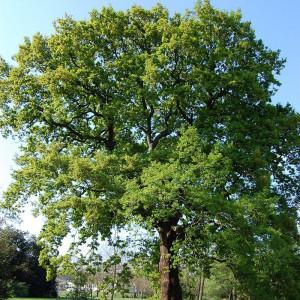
[0,223,57,299]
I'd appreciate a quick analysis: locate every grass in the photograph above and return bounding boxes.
[10,298,60,300]
[9,297,141,300]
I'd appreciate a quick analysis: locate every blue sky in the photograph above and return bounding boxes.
[0,0,299,233]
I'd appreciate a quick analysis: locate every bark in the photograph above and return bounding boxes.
[159,224,182,300]
[228,288,236,300]
[110,262,117,300]
[197,271,205,300]
[106,120,116,151]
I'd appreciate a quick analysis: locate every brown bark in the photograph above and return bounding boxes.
[159,224,182,300]
[106,119,116,151]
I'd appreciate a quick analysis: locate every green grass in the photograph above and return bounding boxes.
[10,298,58,300]
[10,298,60,300]
[9,297,145,300]
[10,298,81,300]
[11,298,85,300]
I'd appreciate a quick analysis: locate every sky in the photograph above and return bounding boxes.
[0,0,299,235]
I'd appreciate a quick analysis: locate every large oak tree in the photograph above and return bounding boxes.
[1,1,299,299]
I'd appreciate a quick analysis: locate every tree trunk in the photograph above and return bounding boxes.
[228,288,236,300]
[110,263,117,300]
[197,270,205,300]
[159,224,182,300]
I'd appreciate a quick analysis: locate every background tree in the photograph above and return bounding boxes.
[202,263,238,300]
[65,263,90,300]
[0,226,57,298]
[0,1,299,299]
[131,237,160,298]
[131,276,153,299]
[0,226,15,299]
[99,258,132,300]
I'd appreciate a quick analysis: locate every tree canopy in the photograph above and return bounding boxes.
[0,1,299,299]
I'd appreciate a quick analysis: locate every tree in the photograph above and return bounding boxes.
[202,263,238,300]
[15,233,57,297]
[0,1,299,299]
[0,226,57,299]
[99,258,132,300]
[0,227,16,299]
[64,263,91,300]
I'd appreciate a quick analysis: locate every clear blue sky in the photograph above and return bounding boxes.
[0,0,299,233]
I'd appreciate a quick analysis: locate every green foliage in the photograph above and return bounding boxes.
[0,227,15,299]
[63,261,91,300]
[12,282,29,298]
[0,226,57,299]
[131,236,160,296]
[202,263,238,300]
[0,1,299,298]
[99,259,132,300]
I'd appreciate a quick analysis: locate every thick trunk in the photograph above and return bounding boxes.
[159,225,182,300]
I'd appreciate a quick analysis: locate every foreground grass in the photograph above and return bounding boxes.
[10,298,57,300]
[10,299,57,300]
[9,297,141,300]
[10,298,59,300]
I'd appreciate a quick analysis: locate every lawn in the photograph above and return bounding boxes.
[9,297,141,300]
[10,298,57,300]
[10,298,60,300]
